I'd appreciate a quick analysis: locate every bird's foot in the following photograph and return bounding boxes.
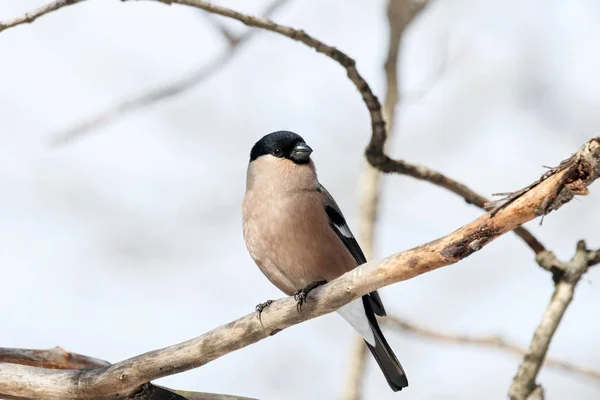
[293,280,327,312]
[255,300,273,326]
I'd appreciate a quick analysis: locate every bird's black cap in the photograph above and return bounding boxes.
[250,131,313,164]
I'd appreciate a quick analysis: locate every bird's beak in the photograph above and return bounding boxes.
[290,142,313,162]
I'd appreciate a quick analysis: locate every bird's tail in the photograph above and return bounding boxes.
[362,296,409,392]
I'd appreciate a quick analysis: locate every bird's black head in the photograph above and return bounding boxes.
[250,131,313,164]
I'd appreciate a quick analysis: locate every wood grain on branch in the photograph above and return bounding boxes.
[0,136,597,400]
[0,348,256,400]
[508,240,599,400]
[0,347,109,370]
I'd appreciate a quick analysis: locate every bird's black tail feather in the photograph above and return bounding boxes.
[362,296,408,392]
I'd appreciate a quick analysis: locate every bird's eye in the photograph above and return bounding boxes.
[273,148,284,157]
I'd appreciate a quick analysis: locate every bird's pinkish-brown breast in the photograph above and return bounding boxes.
[243,157,357,295]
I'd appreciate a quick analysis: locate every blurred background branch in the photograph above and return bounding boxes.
[0,347,257,400]
[348,0,425,399]
[382,315,600,382]
[1,1,600,400]
[0,0,545,254]
[49,0,292,145]
[1,135,597,399]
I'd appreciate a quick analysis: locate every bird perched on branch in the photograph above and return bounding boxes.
[242,130,408,392]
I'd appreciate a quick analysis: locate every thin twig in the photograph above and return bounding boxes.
[158,0,546,256]
[0,0,84,33]
[0,137,597,400]
[49,0,291,145]
[1,0,546,256]
[383,316,600,382]
[508,240,598,399]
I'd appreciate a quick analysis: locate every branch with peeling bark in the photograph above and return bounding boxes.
[0,348,256,400]
[0,137,598,399]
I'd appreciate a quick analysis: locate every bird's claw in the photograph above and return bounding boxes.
[255,300,273,326]
[293,280,327,312]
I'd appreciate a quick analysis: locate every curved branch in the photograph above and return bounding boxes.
[349,1,419,398]
[161,0,545,255]
[2,0,545,255]
[0,137,597,400]
[0,348,256,400]
[358,0,417,261]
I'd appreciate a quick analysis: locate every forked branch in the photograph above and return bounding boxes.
[0,136,597,399]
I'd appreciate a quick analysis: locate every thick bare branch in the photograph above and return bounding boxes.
[1,2,598,399]
[0,348,256,400]
[383,315,600,382]
[0,347,109,370]
[0,137,597,400]
[0,0,83,33]
[50,0,291,145]
[508,240,598,400]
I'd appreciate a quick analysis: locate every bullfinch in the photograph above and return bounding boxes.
[242,130,408,391]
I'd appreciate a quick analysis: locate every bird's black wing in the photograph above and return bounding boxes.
[320,184,386,316]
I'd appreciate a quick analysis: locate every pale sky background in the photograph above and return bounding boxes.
[1,0,600,399]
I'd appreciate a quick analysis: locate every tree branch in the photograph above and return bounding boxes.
[159,0,545,255]
[348,1,422,398]
[0,348,256,400]
[1,0,545,255]
[1,2,598,399]
[0,136,597,399]
[0,0,84,33]
[508,240,598,399]
[49,0,291,145]
[358,0,417,261]
[0,347,109,370]
[383,315,600,382]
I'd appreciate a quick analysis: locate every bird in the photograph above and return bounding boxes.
[242,130,408,392]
